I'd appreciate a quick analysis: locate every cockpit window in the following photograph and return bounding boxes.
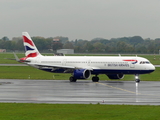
[140,61,150,64]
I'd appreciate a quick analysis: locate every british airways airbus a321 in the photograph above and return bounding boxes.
[14,32,155,83]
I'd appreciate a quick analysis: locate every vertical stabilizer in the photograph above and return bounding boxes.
[22,32,41,57]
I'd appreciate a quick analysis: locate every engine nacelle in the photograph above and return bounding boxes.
[73,69,91,79]
[107,74,124,79]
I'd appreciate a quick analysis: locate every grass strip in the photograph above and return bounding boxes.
[0,103,160,120]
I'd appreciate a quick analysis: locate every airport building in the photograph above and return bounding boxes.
[0,49,6,53]
[57,49,74,54]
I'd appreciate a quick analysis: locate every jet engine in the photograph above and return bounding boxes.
[107,74,124,79]
[73,69,91,79]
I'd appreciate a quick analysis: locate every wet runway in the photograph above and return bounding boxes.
[0,79,160,105]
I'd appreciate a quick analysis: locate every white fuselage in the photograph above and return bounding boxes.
[26,55,155,75]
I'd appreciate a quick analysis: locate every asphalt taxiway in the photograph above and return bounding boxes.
[0,79,160,105]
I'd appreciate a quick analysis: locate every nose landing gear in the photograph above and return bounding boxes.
[135,74,140,83]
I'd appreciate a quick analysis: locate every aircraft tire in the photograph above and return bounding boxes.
[92,76,99,82]
[136,79,140,83]
[69,76,77,82]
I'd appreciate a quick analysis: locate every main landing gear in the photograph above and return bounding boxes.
[69,76,77,82]
[69,75,99,82]
[92,75,99,82]
[135,74,140,83]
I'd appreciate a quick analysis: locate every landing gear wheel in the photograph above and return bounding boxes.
[135,74,140,83]
[92,76,99,82]
[69,76,77,82]
[136,79,140,83]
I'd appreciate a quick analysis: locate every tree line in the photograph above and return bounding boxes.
[1,35,160,54]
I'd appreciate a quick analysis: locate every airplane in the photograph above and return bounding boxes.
[14,32,155,83]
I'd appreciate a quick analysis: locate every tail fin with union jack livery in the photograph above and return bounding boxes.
[22,32,41,58]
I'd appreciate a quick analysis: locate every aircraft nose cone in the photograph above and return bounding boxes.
[153,65,155,70]
[150,64,155,71]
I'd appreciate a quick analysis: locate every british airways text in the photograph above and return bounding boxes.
[108,63,129,67]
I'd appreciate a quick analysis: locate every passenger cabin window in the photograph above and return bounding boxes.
[140,61,150,64]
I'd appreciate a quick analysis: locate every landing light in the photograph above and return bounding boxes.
[135,76,139,79]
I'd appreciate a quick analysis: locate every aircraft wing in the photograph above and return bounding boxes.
[28,63,95,71]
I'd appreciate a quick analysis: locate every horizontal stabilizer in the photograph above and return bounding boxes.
[13,52,30,63]
[13,52,20,62]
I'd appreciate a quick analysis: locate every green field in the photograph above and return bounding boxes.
[0,103,160,120]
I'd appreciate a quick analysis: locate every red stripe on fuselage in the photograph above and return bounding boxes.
[23,36,34,46]
[123,60,137,62]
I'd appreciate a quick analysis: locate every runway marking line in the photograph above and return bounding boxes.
[96,82,141,95]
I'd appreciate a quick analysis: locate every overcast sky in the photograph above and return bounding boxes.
[1,0,160,40]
